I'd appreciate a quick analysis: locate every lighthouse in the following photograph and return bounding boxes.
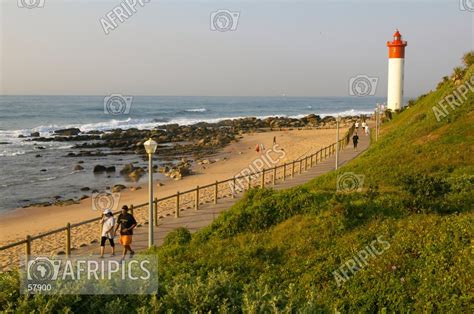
[386,29,408,111]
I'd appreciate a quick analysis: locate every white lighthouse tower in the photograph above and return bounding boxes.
[386,29,408,111]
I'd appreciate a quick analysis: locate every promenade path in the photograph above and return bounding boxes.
[77,127,371,257]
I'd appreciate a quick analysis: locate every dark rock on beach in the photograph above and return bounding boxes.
[54,128,81,136]
[112,184,127,192]
[93,165,107,173]
[74,165,84,171]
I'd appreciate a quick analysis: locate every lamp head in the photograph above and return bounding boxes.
[144,138,158,155]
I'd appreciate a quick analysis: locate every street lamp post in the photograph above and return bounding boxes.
[335,115,340,170]
[143,138,158,248]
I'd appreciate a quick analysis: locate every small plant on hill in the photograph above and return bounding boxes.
[400,173,451,213]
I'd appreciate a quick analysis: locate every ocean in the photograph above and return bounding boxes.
[0,95,383,212]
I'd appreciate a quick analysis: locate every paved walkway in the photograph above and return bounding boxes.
[78,127,370,256]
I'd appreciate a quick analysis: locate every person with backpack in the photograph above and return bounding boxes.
[100,209,115,258]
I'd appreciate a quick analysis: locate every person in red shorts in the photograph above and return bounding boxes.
[115,205,137,260]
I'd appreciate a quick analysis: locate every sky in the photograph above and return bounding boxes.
[0,0,472,97]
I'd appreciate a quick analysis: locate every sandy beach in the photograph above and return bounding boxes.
[0,126,349,269]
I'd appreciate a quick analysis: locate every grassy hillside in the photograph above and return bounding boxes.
[1,58,473,313]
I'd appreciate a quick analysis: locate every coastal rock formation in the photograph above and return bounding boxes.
[93,165,107,173]
[112,184,126,192]
[54,128,81,136]
[74,165,84,171]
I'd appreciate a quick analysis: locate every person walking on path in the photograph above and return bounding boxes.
[355,121,360,130]
[365,125,370,136]
[99,209,115,258]
[352,132,359,151]
[115,205,137,260]
[273,136,276,145]
[362,121,367,129]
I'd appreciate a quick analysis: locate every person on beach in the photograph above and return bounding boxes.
[115,205,137,259]
[352,132,359,151]
[100,209,115,258]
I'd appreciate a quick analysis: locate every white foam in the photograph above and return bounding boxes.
[185,108,207,112]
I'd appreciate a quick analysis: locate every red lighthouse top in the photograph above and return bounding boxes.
[387,29,408,58]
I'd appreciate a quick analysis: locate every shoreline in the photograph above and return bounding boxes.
[1,114,361,211]
[0,126,351,250]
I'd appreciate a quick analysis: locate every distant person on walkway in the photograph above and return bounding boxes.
[352,132,359,151]
[255,143,260,153]
[273,136,276,144]
[115,205,137,260]
[362,121,367,129]
[260,143,265,151]
[100,209,115,258]
[365,125,370,136]
[355,121,360,129]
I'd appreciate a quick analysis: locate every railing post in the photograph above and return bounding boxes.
[305,157,308,171]
[273,166,277,185]
[283,163,287,181]
[25,235,31,257]
[248,174,251,190]
[299,159,302,174]
[214,181,218,204]
[292,161,295,178]
[175,191,180,218]
[232,177,236,198]
[66,223,71,257]
[195,186,199,210]
[261,170,265,188]
[154,197,158,226]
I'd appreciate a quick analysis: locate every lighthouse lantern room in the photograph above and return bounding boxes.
[386,29,408,111]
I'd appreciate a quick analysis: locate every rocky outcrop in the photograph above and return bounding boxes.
[54,128,81,136]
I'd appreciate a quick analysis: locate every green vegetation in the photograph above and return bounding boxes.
[1,56,473,313]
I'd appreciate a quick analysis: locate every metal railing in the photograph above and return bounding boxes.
[0,125,355,269]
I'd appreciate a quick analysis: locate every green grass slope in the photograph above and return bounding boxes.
[1,61,473,313]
